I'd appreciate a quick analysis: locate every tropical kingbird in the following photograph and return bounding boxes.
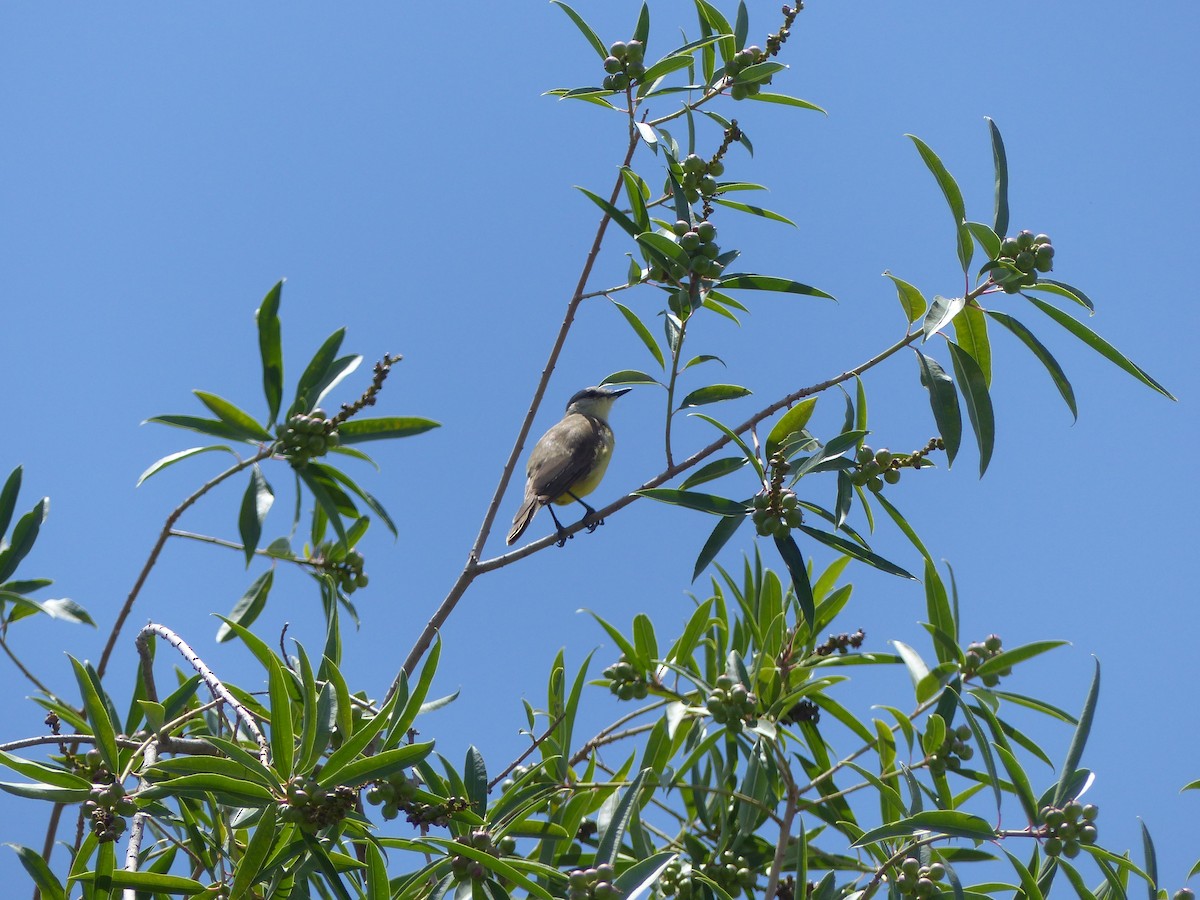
[506,385,631,546]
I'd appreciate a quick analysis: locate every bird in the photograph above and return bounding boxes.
[507,385,631,546]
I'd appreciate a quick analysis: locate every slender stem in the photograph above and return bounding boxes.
[122,739,158,897]
[569,698,669,766]
[663,308,692,468]
[97,447,271,679]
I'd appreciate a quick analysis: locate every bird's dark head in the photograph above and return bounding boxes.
[565,385,631,417]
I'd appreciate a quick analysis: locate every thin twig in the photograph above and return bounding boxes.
[487,711,567,792]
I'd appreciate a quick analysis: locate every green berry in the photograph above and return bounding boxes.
[1034,233,1051,246]
[673,219,690,236]
[1044,836,1063,856]
[867,475,883,493]
[603,56,622,74]
[730,84,748,100]
[884,469,900,484]
[1000,238,1020,258]
[1035,244,1055,272]
[680,231,701,252]
[699,174,718,194]
[696,221,716,241]
[1015,250,1035,273]
[609,41,627,60]
[1017,230,1035,250]
[874,448,892,466]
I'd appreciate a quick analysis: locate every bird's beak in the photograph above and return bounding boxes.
[609,387,632,398]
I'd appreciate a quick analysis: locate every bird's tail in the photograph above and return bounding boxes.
[507,496,540,545]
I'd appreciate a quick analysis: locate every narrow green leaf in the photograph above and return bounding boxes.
[237,466,274,566]
[733,60,787,84]
[637,57,693,95]
[257,281,285,425]
[1026,297,1175,399]
[0,781,90,803]
[946,341,995,477]
[194,391,273,441]
[679,456,747,490]
[0,498,47,583]
[636,488,747,516]
[745,92,826,113]
[336,416,440,444]
[923,294,967,339]
[74,870,208,895]
[620,168,651,232]
[976,640,1068,677]
[952,304,992,386]
[578,187,640,239]
[1140,821,1157,900]
[986,118,1010,238]
[289,328,345,416]
[602,369,660,387]
[637,230,690,267]
[267,656,295,779]
[883,271,927,324]
[922,713,947,757]
[296,467,349,544]
[923,560,956,657]
[216,570,274,643]
[0,467,20,539]
[678,384,752,409]
[906,134,972,273]
[136,446,236,487]
[145,414,259,442]
[632,2,650,46]
[550,1,608,58]
[612,301,664,369]
[615,851,678,898]
[465,746,488,817]
[915,351,962,467]
[1002,849,1045,900]
[711,198,796,225]
[797,525,917,580]
[1026,278,1095,312]
[684,353,725,370]
[892,640,931,692]
[1054,659,1100,806]
[774,531,815,629]
[766,399,818,459]
[693,514,744,581]
[690,412,764,480]
[693,0,735,62]
[0,752,92,789]
[70,657,118,769]
[854,810,996,845]
[7,844,65,900]
[718,273,835,300]
[993,743,1040,824]
[595,768,650,867]
[229,803,278,900]
[138,772,277,806]
[986,309,1077,420]
[965,221,1002,262]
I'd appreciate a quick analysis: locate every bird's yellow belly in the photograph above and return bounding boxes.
[552,443,612,504]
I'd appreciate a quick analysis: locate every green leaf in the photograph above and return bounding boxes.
[711,198,795,225]
[229,804,278,900]
[620,168,651,232]
[797,526,917,580]
[923,294,967,339]
[636,488,746,516]
[883,271,927,324]
[550,1,608,58]
[0,468,21,540]
[952,304,992,386]
[923,560,956,656]
[0,752,92,789]
[685,353,724,370]
[7,844,65,900]
[612,301,664,369]
[906,134,972,273]
[136,446,237,487]
[145,414,259,443]
[578,186,640,239]
[0,498,47,583]
[1002,850,1045,900]
[237,466,274,566]
[946,342,995,477]
[718,273,835,300]
[615,852,678,898]
[637,230,690,268]
[321,743,434,788]
[693,514,744,581]
[679,384,751,409]
[194,391,273,441]
[257,281,285,425]
[774,531,815,629]
[595,768,650,867]
[140,772,279,806]
[854,810,996,845]
[680,457,747,490]
[986,309,1077,420]
[693,0,735,62]
[986,118,1010,238]
[992,742,1040,824]
[289,328,346,417]
[765,399,817,459]
[922,713,946,757]
[1025,278,1094,312]
[337,416,440,443]
[893,640,931,691]
[965,221,1002,261]
[73,870,208,895]
[70,657,118,770]
[1140,822,1157,900]
[915,351,962,467]
[0,781,90,803]
[690,412,764,480]
[1026,297,1175,399]
[216,570,274,643]
[602,369,660,387]
[745,92,826,113]
[733,61,787,84]
[976,640,1067,677]
[1055,659,1100,806]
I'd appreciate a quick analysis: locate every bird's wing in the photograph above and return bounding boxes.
[526,414,601,502]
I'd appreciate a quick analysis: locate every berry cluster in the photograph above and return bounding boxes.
[701,851,757,897]
[678,153,725,202]
[994,231,1055,293]
[962,634,1011,687]
[280,775,356,832]
[751,488,803,537]
[568,864,618,900]
[707,674,758,733]
[276,409,339,463]
[83,780,136,843]
[449,830,501,883]
[892,857,947,898]
[781,697,819,725]
[1039,801,1099,858]
[603,656,650,701]
[815,629,865,657]
[602,40,645,92]
[330,549,369,595]
[672,216,725,279]
[366,774,468,827]
[928,724,974,777]
[725,46,771,100]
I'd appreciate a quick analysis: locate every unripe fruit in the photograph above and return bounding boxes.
[609,41,627,60]
[874,448,892,466]
[699,174,718,194]
[730,84,749,100]
[1017,230,1035,250]
[673,219,690,236]
[1000,238,1020,258]
[867,475,883,493]
[696,221,716,241]
[680,231,701,252]
[1034,233,1051,246]
[884,469,900,484]
[1035,245,1055,272]
[1015,250,1035,273]
[603,56,622,74]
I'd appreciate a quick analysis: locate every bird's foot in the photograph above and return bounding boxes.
[555,529,573,548]
[583,513,605,534]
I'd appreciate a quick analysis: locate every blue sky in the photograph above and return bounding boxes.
[1,0,1197,891]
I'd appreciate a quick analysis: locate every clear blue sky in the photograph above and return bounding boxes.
[1,1,1197,891]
